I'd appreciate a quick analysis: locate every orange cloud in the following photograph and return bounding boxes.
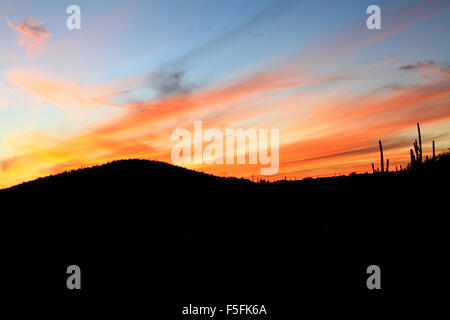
[7,16,52,54]
[5,69,118,109]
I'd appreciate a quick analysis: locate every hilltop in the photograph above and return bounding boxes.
[1,159,250,193]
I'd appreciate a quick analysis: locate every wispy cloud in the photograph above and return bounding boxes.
[398,60,450,76]
[5,69,118,109]
[150,63,196,98]
[7,16,52,54]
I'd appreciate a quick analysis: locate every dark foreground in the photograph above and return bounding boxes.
[1,155,448,316]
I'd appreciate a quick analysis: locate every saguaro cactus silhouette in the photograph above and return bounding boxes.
[432,140,436,160]
[417,122,422,162]
[379,140,384,172]
[372,140,389,173]
[410,122,424,167]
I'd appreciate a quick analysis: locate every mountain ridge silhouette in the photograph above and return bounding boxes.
[2,151,449,192]
[0,159,251,193]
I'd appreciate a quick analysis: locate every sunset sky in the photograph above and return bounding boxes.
[1,0,450,188]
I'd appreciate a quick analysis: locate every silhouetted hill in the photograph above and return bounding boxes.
[1,154,448,311]
[1,159,251,194]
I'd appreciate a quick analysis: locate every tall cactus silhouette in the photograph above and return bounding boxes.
[432,140,436,160]
[372,140,389,173]
[410,122,424,167]
[379,140,384,172]
[417,122,422,162]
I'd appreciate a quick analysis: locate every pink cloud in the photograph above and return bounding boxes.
[5,69,119,109]
[7,16,52,54]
